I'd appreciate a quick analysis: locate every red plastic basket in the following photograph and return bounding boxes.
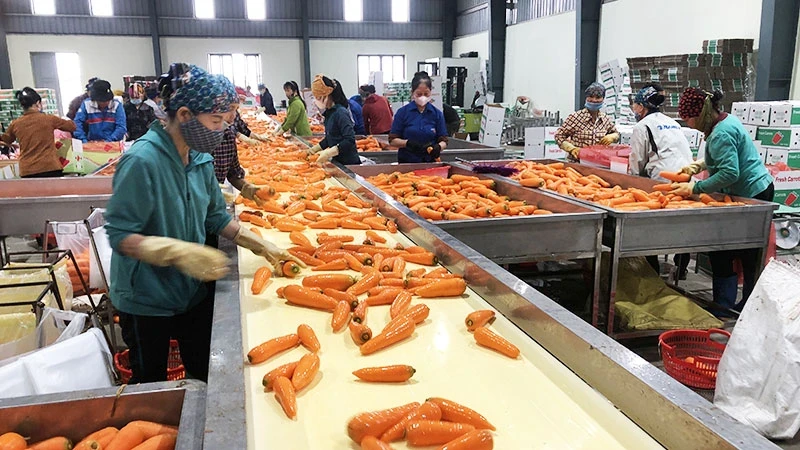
[659,328,730,390]
[413,166,450,178]
[114,339,186,383]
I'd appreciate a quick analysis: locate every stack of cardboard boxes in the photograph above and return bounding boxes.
[479,104,507,148]
[0,88,58,130]
[599,60,634,124]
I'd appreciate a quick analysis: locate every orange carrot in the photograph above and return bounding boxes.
[0,432,26,450]
[365,288,404,306]
[291,352,321,391]
[365,230,387,244]
[426,397,495,431]
[347,270,382,295]
[390,303,430,328]
[311,258,349,271]
[262,361,299,390]
[77,428,118,449]
[405,420,475,446]
[308,218,340,229]
[519,176,545,188]
[699,193,715,204]
[439,429,494,450]
[349,321,373,346]
[360,316,416,355]
[297,324,321,352]
[273,376,298,419]
[353,300,368,324]
[106,423,146,450]
[249,215,272,228]
[401,252,439,266]
[302,274,357,291]
[387,220,398,233]
[130,422,177,440]
[251,266,272,295]
[414,278,467,298]
[275,218,306,232]
[331,301,351,332]
[380,401,443,442]
[652,183,675,192]
[282,260,302,278]
[465,310,495,332]
[130,434,177,450]
[74,440,102,450]
[389,291,413,319]
[289,231,313,247]
[353,365,416,383]
[247,333,300,364]
[283,285,339,311]
[660,171,691,182]
[316,233,355,244]
[289,249,326,267]
[323,288,360,310]
[473,326,519,359]
[343,253,364,271]
[347,402,421,443]
[341,218,371,230]
[26,437,73,450]
[360,436,395,450]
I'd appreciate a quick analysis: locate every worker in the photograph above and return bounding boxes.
[672,88,774,312]
[123,83,157,141]
[360,84,393,135]
[144,86,168,121]
[257,84,277,115]
[67,77,97,120]
[306,74,360,166]
[442,103,461,136]
[555,82,619,161]
[628,84,694,277]
[349,94,366,135]
[389,71,448,163]
[270,81,311,138]
[73,79,127,142]
[1,87,76,178]
[105,63,302,383]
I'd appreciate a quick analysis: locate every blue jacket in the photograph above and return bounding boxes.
[320,104,360,165]
[349,96,366,135]
[390,101,448,163]
[105,122,232,316]
[73,99,127,142]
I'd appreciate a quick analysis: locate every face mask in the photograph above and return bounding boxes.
[180,116,225,153]
[314,98,327,111]
[585,101,603,112]
[131,99,142,105]
[415,96,430,107]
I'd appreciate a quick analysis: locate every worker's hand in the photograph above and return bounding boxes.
[138,236,230,281]
[316,146,339,165]
[681,160,707,176]
[669,181,696,198]
[307,143,323,155]
[234,227,305,274]
[219,184,236,203]
[599,133,620,146]
[256,107,266,114]
[238,133,259,146]
[428,143,443,159]
[405,140,425,153]
[240,182,260,201]
[561,142,580,159]
[251,132,270,142]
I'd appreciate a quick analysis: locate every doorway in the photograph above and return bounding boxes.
[30,52,82,116]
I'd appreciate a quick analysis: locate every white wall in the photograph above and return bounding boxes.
[309,39,442,95]
[7,34,152,91]
[504,12,576,118]
[453,32,488,61]
[161,37,304,98]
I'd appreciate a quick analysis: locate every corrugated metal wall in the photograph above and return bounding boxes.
[456,7,487,37]
[454,0,579,37]
[516,0,575,23]
[4,0,151,35]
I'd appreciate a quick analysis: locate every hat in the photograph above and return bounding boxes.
[678,87,711,119]
[311,74,334,98]
[165,64,238,114]
[90,80,114,102]
[634,86,664,109]
[85,77,98,91]
[584,82,606,98]
[258,83,266,90]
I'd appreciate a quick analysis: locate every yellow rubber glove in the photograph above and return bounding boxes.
[238,133,259,146]
[561,142,580,159]
[669,181,696,198]
[681,160,707,176]
[138,237,229,281]
[599,132,620,145]
[234,227,305,274]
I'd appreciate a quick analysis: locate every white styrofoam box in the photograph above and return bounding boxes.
[544,126,558,142]
[479,131,501,148]
[742,124,759,141]
[524,127,545,159]
[731,102,750,123]
[765,146,789,165]
[696,139,707,161]
[481,104,505,123]
[755,142,766,163]
[748,102,771,126]
[681,127,701,147]
[609,156,628,174]
[768,101,800,127]
[773,170,800,190]
[544,143,567,160]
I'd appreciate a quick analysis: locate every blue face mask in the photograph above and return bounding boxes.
[585,101,603,111]
[131,99,142,105]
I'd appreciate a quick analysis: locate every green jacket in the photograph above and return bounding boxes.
[105,122,232,316]
[694,114,773,198]
[281,95,312,136]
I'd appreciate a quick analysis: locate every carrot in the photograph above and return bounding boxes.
[360,436,395,450]
[349,321,373,346]
[273,376,298,419]
[347,270,382,295]
[380,401,443,442]
[311,258,349,271]
[699,193,715,204]
[285,200,306,216]
[260,201,287,214]
[347,402,421,443]
[341,218,371,230]
[439,429,494,450]
[332,301,352,332]
[297,324,321,352]
[130,433,177,450]
[660,171,691,182]
[724,194,734,203]
[652,183,675,192]
[251,266,272,295]
[405,420,475,446]
[465,310,495,332]
[303,273,357,291]
[401,252,439,266]
[414,278,467,298]
[77,427,118,449]
[360,316,416,355]
[343,253,364,271]
[323,288,360,309]
[249,215,272,228]
[282,260,302,278]
[289,249,326,267]
[249,226,263,237]
[473,326,520,359]
[364,217,389,231]
[316,233,355,244]
[283,285,339,311]
[275,218,306,232]
[353,300,368,324]
[74,440,101,450]
[353,365,416,383]
[262,361,299,390]
[130,422,177,440]
[366,288,404,306]
[106,423,146,450]
[390,303,430,327]
[365,230,387,244]
[247,333,300,364]
[519,176,545,188]
[308,218,340,229]
[426,397,495,431]
[289,231,313,247]
[291,352,321,391]
[0,432,26,450]
[389,291,413,319]
[26,437,73,450]
[387,220,398,233]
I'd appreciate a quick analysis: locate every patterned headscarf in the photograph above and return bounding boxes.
[634,86,661,109]
[166,64,237,114]
[311,74,334,98]
[679,87,715,134]
[584,82,606,99]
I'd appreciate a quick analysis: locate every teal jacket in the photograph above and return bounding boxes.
[105,122,232,316]
[694,114,773,198]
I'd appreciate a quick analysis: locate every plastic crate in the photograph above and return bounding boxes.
[413,166,449,178]
[114,339,185,383]
[659,328,730,390]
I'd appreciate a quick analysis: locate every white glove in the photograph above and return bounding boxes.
[233,227,305,273]
[238,133,259,146]
[307,143,322,155]
[256,107,266,114]
[315,146,339,165]
[219,184,236,203]
[252,132,270,142]
[138,236,230,281]
[681,160,707,176]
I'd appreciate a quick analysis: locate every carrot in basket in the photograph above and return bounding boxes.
[129,422,177,440]
[323,288,359,309]
[297,324,321,352]
[77,427,118,449]
[251,266,272,295]
[473,326,520,359]
[106,423,146,450]
[332,301,352,332]
[130,433,177,450]
[347,270,382,295]
[360,436,394,450]
[349,321,373,346]
[263,361,299,390]
[360,316,416,355]
[659,171,691,182]
[353,365,416,383]
[347,402,421,443]
[413,278,467,298]
[283,285,339,311]
[426,397,495,431]
[380,401,442,442]
[311,258,349,271]
[439,429,494,450]
[289,231,313,247]
[291,352,321,391]
[465,310,495,332]
[405,421,475,446]
[26,437,73,450]
[273,376,298,419]
[247,334,300,364]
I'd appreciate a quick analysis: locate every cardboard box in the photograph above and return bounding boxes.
[755,142,766,163]
[682,127,701,147]
[768,102,800,127]
[771,170,800,206]
[749,103,771,126]
[757,127,800,149]
[788,151,800,169]
[524,126,558,159]
[544,143,567,160]
[731,102,750,123]
[742,124,759,141]
[765,147,789,165]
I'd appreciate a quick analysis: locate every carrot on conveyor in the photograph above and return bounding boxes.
[247,334,300,364]
[465,310,495,332]
[360,436,395,450]
[289,231,313,247]
[323,288,359,309]
[263,361,299,390]
[283,285,339,311]
[311,258,349,271]
[353,300,368,324]
[297,324,321,352]
[331,301,352,332]
[473,326,520,359]
[426,397,495,431]
[291,352,321,391]
[353,365,416,383]
[347,270,382,295]
[349,321,373,346]
[439,429,495,450]
[282,260,302,278]
[302,274,357,291]
[413,278,467,298]
[360,316,416,355]
[401,252,439,266]
[380,401,442,442]
[273,376,298,419]
[347,402,421,443]
[405,420,476,446]
[251,266,272,294]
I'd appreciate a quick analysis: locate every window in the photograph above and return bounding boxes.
[357,55,405,86]
[343,0,362,22]
[208,53,262,92]
[246,0,266,20]
[194,0,215,19]
[31,0,55,15]
[56,53,82,116]
[391,0,409,23]
[89,0,113,16]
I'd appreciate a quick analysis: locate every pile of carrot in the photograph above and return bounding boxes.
[347,397,495,449]
[505,161,745,211]
[0,420,179,450]
[366,172,553,221]
[356,136,384,152]
[66,250,91,294]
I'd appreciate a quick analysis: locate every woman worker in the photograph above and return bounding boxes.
[305,74,360,166]
[555,82,619,161]
[270,81,312,138]
[389,72,448,163]
[1,87,76,178]
[628,84,694,277]
[105,64,302,383]
[671,88,774,312]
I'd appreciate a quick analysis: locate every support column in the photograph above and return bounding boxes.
[575,0,601,110]
[487,0,506,101]
[301,0,311,87]
[442,0,457,57]
[755,0,800,100]
[148,0,162,75]
[0,4,13,88]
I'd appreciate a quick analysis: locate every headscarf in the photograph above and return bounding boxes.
[165,64,238,114]
[311,74,334,98]
[584,82,606,99]
[129,83,145,99]
[634,86,663,110]
[678,87,715,134]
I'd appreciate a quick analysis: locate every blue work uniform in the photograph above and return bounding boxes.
[320,104,360,165]
[349,96,366,135]
[105,121,232,316]
[390,101,448,163]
